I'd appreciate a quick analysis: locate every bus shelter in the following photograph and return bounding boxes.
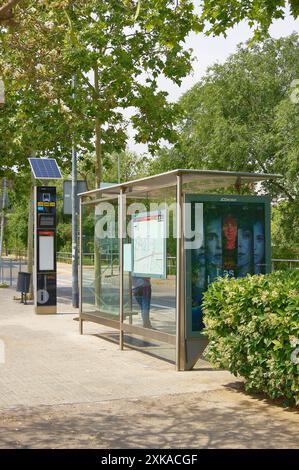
[78,169,279,370]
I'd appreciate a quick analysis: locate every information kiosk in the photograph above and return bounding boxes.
[34,186,57,314]
[29,157,62,315]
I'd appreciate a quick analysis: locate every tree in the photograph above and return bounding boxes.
[0,1,199,186]
[0,81,83,179]
[103,151,149,183]
[151,34,299,252]
[153,35,299,197]
[2,2,298,182]
[4,178,28,252]
[270,91,299,255]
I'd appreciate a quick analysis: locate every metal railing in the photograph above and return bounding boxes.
[57,252,177,273]
[0,256,28,287]
[0,252,298,288]
[42,252,299,273]
[57,252,95,265]
[272,259,299,271]
[1,249,27,259]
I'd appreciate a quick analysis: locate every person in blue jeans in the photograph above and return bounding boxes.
[132,276,153,328]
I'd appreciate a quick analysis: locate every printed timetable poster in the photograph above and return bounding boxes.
[132,210,167,278]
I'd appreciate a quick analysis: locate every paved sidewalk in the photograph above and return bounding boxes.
[0,287,298,448]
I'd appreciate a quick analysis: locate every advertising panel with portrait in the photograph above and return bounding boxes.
[186,196,270,335]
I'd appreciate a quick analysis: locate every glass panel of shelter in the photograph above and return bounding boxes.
[81,188,177,363]
[81,197,120,320]
[122,187,177,363]
[81,203,96,314]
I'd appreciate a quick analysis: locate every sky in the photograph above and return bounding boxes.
[127,9,299,154]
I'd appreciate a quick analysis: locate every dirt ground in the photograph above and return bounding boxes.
[0,388,298,449]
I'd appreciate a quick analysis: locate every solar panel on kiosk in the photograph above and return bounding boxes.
[28,158,62,180]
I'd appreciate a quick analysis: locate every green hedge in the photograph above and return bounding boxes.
[203,271,299,405]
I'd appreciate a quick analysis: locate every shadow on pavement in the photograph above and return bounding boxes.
[0,391,298,449]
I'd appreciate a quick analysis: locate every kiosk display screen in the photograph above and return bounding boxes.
[39,215,55,227]
[188,198,268,333]
[38,233,54,271]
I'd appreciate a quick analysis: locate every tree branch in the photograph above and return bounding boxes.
[0,0,21,21]
[255,155,295,202]
[78,70,98,99]
[270,179,295,203]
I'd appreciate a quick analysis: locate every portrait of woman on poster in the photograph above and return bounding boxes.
[222,214,238,273]
[237,220,253,277]
[192,245,206,290]
[191,245,206,332]
[253,220,265,274]
[205,215,222,283]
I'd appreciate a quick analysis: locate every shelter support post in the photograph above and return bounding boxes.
[176,175,186,370]
[79,196,83,335]
[119,189,125,350]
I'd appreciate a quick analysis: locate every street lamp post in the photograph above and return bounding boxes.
[0,80,5,275]
[72,76,79,308]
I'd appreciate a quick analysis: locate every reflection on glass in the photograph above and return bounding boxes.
[132,276,153,328]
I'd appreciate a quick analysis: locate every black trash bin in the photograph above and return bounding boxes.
[17,272,31,304]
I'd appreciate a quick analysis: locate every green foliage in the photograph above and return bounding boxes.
[198,1,299,41]
[0,84,76,179]
[5,208,28,250]
[4,179,29,250]
[203,271,299,405]
[56,222,72,252]
[153,35,299,196]
[0,0,198,178]
[1,2,298,179]
[78,150,149,188]
[272,200,299,258]
[151,34,299,253]
[103,151,149,183]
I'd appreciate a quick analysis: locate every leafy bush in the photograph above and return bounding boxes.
[56,223,72,252]
[203,271,299,405]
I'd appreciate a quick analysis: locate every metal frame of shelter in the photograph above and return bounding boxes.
[78,169,280,371]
